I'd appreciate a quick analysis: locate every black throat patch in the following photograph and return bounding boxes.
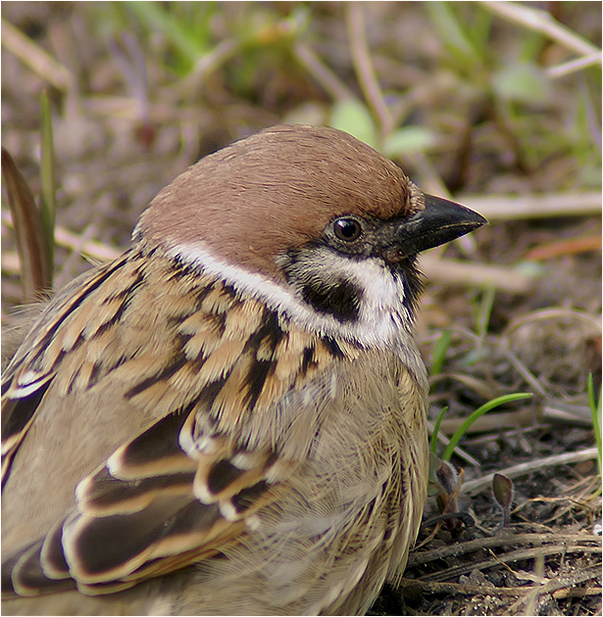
[279,246,366,323]
[300,276,363,323]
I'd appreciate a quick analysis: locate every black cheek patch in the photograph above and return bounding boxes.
[301,277,362,323]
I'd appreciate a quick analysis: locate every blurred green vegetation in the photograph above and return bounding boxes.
[2,6,601,613]
[4,1,599,193]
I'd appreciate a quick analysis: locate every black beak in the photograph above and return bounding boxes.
[390,194,487,259]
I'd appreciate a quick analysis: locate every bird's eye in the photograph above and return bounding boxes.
[333,217,362,242]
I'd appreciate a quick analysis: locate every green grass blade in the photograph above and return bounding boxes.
[475,285,496,338]
[588,374,602,474]
[40,90,56,286]
[125,1,205,65]
[430,329,452,376]
[424,2,479,68]
[442,393,533,461]
[430,406,448,455]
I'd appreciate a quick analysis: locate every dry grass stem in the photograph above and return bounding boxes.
[461,447,600,495]
[542,403,594,426]
[508,564,602,614]
[498,344,549,397]
[460,192,602,221]
[437,408,537,435]
[420,545,601,583]
[504,308,602,334]
[480,1,603,59]
[0,17,74,91]
[547,53,603,78]
[426,422,481,467]
[409,532,601,567]
[293,43,355,101]
[1,4,599,614]
[401,579,524,596]
[421,256,537,294]
[4,222,533,297]
[524,235,602,260]
[404,151,451,201]
[173,39,240,100]
[553,586,602,599]
[2,211,121,263]
[430,372,498,401]
[345,3,394,135]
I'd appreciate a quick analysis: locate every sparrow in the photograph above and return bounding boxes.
[1,124,486,615]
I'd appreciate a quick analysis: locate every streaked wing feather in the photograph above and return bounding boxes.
[1,256,133,486]
[7,540,77,597]
[4,408,279,597]
[2,249,354,598]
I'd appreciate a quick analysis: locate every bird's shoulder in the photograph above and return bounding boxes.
[1,248,371,599]
[2,247,362,476]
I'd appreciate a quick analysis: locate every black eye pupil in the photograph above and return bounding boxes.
[334,218,361,241]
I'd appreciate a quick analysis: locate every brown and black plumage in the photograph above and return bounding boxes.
[2,125,485,615]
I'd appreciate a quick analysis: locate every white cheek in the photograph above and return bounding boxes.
[167,243,411,349]
[337,255,402,312]
[307,249,413,338]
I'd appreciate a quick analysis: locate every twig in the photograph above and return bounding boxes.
[458,192,602,221]
[400,578,524,596]
[1,18,74,91]
[437,408,537,436]
[547,53,603,79]
[461,447,600,495]
[3,210,121,262]
[421,545,601,583]
[480,1,602,59]
[409,532,601,567]
[293,43,355,101]
[345,3,394,135]
[508,564,602,614]
[421,256,537,294]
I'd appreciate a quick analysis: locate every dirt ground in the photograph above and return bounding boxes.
[1,3,601,615]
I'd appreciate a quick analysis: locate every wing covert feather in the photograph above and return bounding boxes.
[2,249,354,598]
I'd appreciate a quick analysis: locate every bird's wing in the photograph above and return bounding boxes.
[3,408,279,597]
[2,249,354,597]
[1,254,134,486]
